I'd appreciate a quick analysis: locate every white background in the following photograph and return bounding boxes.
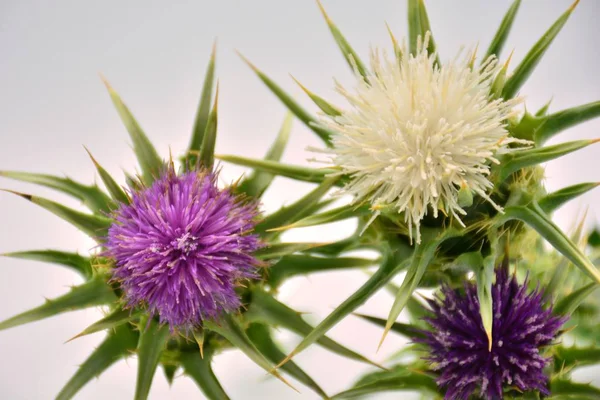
[1,1,599,399]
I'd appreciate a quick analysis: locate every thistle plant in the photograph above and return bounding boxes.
[2,0,600,399]
[219,0,600,398]
[0,45,381,399]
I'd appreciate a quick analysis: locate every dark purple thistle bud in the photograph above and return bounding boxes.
[415,268,566,400]
[106,167,262,330]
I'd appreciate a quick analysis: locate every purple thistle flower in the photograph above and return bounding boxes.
[415,268,566,400]
[106,167,262,330]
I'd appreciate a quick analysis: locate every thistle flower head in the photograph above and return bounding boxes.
[106,167,262,330]
[318,34,524,242]
[416,268,565,400]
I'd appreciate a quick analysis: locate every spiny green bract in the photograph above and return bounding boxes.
[219,0,600,398]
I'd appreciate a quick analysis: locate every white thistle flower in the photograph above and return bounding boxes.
[316,34,525,243]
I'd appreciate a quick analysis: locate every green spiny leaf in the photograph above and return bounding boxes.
[246,288,382,369]
[162,364,177,386]
[180,347,230,400]
[124,171,143,192]
[382,228,460,346]
[407,0,422,56]
[535,101,600,145]
[85,148,129,205]
[550,378,600,398]
[187,41,217,167]
[477,253,495,351]
[255,242,330,260]
[497,139,598,181]
[3,190,111,238]
[198,84,219,169]
[353,313,420,339]
[509,109,545,141]
[261,199,335,245]
[204,314,296,391]
[102,77,163,185]
[490,55,512,99]
[406,295,429,329]
[257,177,338,233]
[291,76,341,116]
[0,170,111,213]
[545,217,586,300]
[1,249,92,279]
[407,0,439,62]
[332,367,437,399]
[68,308,139,342]
[292,198,337,225]
[554,345,600,371]
[538,182,600,214]
[450,251,494,346]
[554,283,600,316]
[192,329,205,359]
[415,0,439,64]
[267,254,377,289]
[246,323,329,399]
[536,98,553,117]
[135,319,171,400]
[502,0,579,98]
[382,280,400,297]
[316,0,369,80]
[274,244,412,368]
[499,203,600,284]
[545,257,572,301]
[308,235,361,256]
[0,278,114,331]
[483,0,522,61]
[237,113,293,197]
[216,155,334,184]
[237,52,332,146]
[270,203,370,232]
[354,363,431,387]
[56,325,138,400]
